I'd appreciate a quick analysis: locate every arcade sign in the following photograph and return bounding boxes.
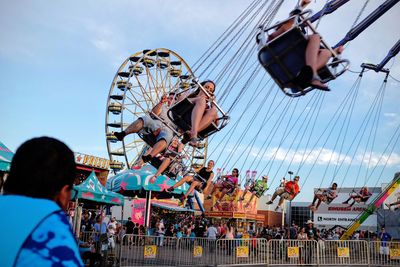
[74,152,110,170]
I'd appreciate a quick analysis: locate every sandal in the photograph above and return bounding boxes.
[181,131,192,144]
[189,137,201,147]
[310,75,330,91]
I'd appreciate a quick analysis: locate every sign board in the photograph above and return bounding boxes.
[313,187,380,228]
[75,152,110,170]
[193,246,203,258]
[337,247,350,258]
[382,182,400,210]
[390,248,400,260]
[287,247,299,258]
[236,246,249,258]
[144,245,157,258]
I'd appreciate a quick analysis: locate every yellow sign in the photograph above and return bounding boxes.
[337,247,350,258]
[144,245,157,258]
[193,246,203,258]
[236,246,249,258]
[390,248,400,260]
[287,247,299,258]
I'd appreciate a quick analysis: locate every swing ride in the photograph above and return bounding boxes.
[105,0,400,236]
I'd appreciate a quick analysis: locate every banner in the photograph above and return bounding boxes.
[132,199,146,225]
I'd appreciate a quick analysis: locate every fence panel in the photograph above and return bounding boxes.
[318,240,369,266]
[176,237,216,266]
[268,239,318,266]
[369,241,400,266]
[215,238,267,266]
[119,234,178,266]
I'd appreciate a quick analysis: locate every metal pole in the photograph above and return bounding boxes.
[144,190,152,229]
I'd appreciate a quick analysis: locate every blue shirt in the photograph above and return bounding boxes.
[379,232,392,246]
[16,211,83,266]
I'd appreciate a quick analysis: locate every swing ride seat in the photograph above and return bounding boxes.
[148,150,184,179]
[257,12,350,97]
[314,188,337,204]
[138,132,158,147]
[168,98,226,139]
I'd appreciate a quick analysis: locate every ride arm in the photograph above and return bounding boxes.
[376,39,400,71]
[309,0,350,23]
[334,0,400,49]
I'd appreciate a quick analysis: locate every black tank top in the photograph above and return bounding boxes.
[197,167,213,180]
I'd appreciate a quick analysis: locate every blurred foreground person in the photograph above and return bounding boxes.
[0,137,83,267]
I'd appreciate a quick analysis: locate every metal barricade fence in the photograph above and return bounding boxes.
[319,240,369,266]
[176,237,216,266]
[215,238,268,266]
[79,231,97,243]
[369,241,400,266]
[120,234,178,266]
[268,239,318,266]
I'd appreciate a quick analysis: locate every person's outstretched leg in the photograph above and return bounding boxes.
[197,108,218,133]
[183,181,200,199]
[189,97,207,139]
[150,158,171,183]
[142,139,167,162]
[167,176,192,193]
[114,118,144,141]
[315,199,322,209]
[305,34,328,90]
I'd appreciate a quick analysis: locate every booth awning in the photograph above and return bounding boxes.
[73,171,124,205]
[0,141,14,172]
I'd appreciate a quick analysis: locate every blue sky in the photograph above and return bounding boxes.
[1,0,399,201]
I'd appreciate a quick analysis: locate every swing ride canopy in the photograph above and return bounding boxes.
[73,171,124,205]
[106,165,191,198]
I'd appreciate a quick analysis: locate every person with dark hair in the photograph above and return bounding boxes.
[0,136,83,266]
[342,187,372,207]
[240,175,269,208]
[266,176,300,211]
[265,0,344,91]
[207,168,239,207]
[168,160,215,205]
[308,182,337,211]
[149,136,184,183]
[180,80,218,147]
[125,217,134,248]
[113,92,177,163]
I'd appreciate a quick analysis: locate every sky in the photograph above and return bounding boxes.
[1,0,399,201]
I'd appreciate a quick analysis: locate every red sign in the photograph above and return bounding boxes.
[132,199,146,225]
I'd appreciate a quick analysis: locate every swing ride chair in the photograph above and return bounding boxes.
[149,149,186,180]
[349,189,370,203]
[167,79,230,140]
[314,188,337,204]
[257,9,350,97]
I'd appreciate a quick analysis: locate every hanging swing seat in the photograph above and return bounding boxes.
[167,80,230,140]
[314,188,337,204]
[148,149,185,179]
[257,10,349,97]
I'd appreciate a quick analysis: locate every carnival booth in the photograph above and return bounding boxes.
[71,171,124,236]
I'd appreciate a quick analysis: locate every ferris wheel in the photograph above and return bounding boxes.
[105,48,208,172]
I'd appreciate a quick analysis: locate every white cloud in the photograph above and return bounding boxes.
[219,143,399,167]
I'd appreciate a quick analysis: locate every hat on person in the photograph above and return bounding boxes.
[306,219,314,224]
